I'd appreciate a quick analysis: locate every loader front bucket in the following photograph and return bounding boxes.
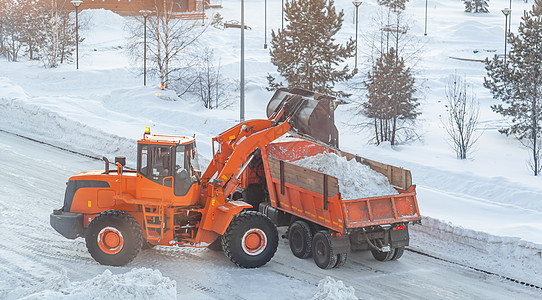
[267,88,339,147]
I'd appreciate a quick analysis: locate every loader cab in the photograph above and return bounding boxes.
[136,132,201,205]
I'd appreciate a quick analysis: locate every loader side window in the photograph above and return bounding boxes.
[139,145,148,176]
[151,146,173,181]
[139,144,174,184]
[138,144,150,177]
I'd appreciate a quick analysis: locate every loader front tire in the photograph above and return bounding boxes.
[288,221,313,259]
[222,211,278,268]
[312,231,337,269]
[86,210,143,266]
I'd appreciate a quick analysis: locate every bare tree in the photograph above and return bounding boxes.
[443,73,481,159]
[0,0,25,61]
[193,47,234,109]
[126,0,207,89]
[38,1,80,68]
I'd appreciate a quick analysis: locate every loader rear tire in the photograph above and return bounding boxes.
[312,231,337,269]
[222,211,278,268]
[288,221,313,259]
[85,210,143,266]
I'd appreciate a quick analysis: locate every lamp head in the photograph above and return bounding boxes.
[502,8,512,16]
[352,0,362,7]
[71,0,83,7]
[139,10,152,17]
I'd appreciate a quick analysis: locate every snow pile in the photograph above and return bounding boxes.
[292,152,398,199]
[311,277,357,300]
[16,268,176,300]
[410,216,542,287]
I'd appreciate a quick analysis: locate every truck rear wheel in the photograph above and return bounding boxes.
[391,247,405,260]
[371,248,394,261]
[85,210,143,266]
[288,221,312,259]
[334,253,348,268]
[222,211,278,268]
[372,246,404,261]
[312,231,337,269]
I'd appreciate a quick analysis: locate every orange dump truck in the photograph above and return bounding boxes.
[244,136,421,269]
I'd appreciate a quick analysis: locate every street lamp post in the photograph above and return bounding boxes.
[140,10,151,86]
[502,8,511,64]
[353,1,362,72]
[240,0,245,122]
[424,0,428,36]
[202,0,205,26]
[264,0,267,49]
[71,0,82,69]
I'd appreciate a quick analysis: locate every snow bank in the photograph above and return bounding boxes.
[16,268,176,300]
[292,152,398,199]
[311,277,357,300]
[0,97,138,165]
[411,216,542,287]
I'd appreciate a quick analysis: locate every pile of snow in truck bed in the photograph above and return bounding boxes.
[292,152,398,199]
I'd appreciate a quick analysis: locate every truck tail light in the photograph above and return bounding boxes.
[394,225,406,231]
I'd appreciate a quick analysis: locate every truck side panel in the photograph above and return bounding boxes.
[341,186,420,228]
[265,155,344,232]
[261,139,421,233]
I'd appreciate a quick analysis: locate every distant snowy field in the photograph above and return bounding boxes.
[1,0,542,297]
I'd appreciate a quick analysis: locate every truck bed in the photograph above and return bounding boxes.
[261,138,421,233]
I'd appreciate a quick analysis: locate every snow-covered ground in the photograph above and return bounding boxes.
[1,130,540,299]
[1,0,542,298]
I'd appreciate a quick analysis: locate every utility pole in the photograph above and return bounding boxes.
[240,0,245,121]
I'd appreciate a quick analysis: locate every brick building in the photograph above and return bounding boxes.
[80,0,200,15]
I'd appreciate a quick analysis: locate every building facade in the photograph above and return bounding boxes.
[80,0,199,15]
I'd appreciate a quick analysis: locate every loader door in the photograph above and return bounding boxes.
[136,144,175,201]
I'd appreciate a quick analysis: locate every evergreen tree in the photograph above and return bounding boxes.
[484,0,542,175]
[378,0,409,11]
[464,0,489,13]
[363,48,419,145]
[268,0,355,98]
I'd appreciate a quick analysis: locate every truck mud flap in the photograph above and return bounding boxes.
[330,234,351,254]
[390,226,409,248]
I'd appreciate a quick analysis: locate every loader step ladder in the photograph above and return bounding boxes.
[142,204,164,242]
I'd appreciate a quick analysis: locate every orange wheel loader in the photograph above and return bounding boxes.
[50,88,335,267]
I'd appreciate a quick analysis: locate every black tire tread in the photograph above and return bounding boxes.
[85,210,143,266]
[312,231,337,269]
[334,253,348,268]
[222,211,278,268]
[391,247,405,260]
[288,221,313,259]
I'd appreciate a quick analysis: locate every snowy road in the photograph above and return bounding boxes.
[0,130,540,299]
